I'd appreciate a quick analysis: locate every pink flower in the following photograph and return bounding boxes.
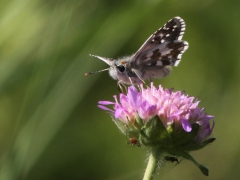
[98,83,214,145]
[98,83,215,176]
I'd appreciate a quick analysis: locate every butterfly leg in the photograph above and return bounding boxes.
[117,80,127,93]
[128,77,133,85]
[117,83,123,93]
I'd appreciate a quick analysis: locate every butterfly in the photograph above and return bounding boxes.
[86,17,188,88]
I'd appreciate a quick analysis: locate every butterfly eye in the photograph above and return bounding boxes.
[117,65,125,72]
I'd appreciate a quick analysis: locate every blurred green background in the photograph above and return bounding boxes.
[0,0,239,179]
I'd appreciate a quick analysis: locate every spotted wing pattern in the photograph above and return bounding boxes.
[132,17,188,68]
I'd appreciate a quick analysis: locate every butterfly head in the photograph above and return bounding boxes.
[85,54,129,81]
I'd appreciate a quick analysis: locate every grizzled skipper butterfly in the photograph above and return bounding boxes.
[85,17,188,89]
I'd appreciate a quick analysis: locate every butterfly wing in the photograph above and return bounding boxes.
[131,16,188,68]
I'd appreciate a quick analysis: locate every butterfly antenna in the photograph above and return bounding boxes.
[89,54,112,65]
[85,68,109,76]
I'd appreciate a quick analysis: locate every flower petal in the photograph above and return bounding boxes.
[97,105,114,113]
[98,101,115,105]
[127,86,141,110]
[181,118,192,132]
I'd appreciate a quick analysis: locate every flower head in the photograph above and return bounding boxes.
[99,83,214,146]
[98,83,215,175]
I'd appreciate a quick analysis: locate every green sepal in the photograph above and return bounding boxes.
[139,115,172,147]
[111,117,129,135]
[202,137,216,144]
[135,115,144,128]
[112,116,146,146]
[183,138,216,151]
[127,116,145,139]
[169,122,200,148]
[168,149,209,176]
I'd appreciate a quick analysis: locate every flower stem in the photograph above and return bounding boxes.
[143,149,161,180]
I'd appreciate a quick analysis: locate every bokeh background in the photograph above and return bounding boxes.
[0,0,239,180]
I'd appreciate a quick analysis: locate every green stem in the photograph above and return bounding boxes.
[143,149,161,180]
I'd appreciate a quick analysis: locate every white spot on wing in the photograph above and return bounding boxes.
[183,42,189,51]
[174,60,181,66]
[177,54,182,59]
[178,35,183,40]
